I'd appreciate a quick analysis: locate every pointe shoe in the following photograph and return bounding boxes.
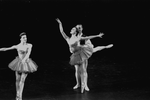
[16,96,21,100]
[16,93,22,100]
[16,97,19,100]
[106,44,113,48]
[73,84,80,89]
[16,93,20,100]
[81,83,85,93]
[85,86,90,91]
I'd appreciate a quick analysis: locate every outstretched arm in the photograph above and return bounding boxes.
[81,33,104,40]
[0,45,17,51]
[56,18,69,40]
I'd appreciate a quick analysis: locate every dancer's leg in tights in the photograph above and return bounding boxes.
[73,65,81,89]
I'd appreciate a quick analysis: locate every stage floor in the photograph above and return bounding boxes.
[0,79,150,100]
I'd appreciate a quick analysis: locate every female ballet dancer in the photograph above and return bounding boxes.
[75,25,113,92]
[56,18,107,93]
[0,32,38,100]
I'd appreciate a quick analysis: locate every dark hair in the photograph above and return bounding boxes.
[76,25,83,35]
[76,25,83,31]
[19,32,26,37]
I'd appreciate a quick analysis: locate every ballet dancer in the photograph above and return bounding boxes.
[56,18,110,93]
[0,32,38,100]
[75,25,113,93]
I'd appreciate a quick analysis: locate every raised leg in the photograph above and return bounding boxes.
[93,44,113,53]
[106,44,113,48]
[93,46,106,53]
[73,65,80,89]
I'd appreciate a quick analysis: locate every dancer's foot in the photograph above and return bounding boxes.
[73,84,80,89]
[16,96,19,100]
[106,44,113,48]
[81,83,85,93]
[16,91,22,100]
[16,92,20,100]
[85,86,90,91]
[16,96,21,100]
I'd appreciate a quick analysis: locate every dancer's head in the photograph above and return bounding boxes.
[70,27,77,35]
[76,24,83,37]
[20,32,27,43]
[76,24,83,32]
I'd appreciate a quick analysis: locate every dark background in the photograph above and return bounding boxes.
[0,0,150,100]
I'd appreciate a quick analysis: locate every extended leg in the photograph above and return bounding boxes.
[19,73,28,100]
[73,65,80,89]
[93,46,106,53]
[15,71,21,100]
[93,44,113,53]
[105,44,113,48]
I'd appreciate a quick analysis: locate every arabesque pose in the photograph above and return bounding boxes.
[56,18,113,93]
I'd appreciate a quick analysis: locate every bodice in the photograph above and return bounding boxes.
[18,50,27,59]
[69,41,81,53]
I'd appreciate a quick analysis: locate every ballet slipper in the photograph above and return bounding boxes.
[73,84,80,89]
[16,97,19,100]
[16,91,20,100]
[106,44,113,48]
[85,86,90,91]
[81,83,85,93]
[16,96,21,100]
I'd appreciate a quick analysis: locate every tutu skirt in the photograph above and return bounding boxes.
[8,57,38,73]
[70,46,93,65]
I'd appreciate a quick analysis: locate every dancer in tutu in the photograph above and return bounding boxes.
[76,25,113,92]
[56,18,113,93]
[0,32,38,100]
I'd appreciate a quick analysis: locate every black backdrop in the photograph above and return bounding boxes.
[0,0,150,99]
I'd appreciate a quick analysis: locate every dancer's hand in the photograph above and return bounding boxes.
[98,33,104,38]
[56,18,61,24]
[106,44,113,48]
[0,48,5,51]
